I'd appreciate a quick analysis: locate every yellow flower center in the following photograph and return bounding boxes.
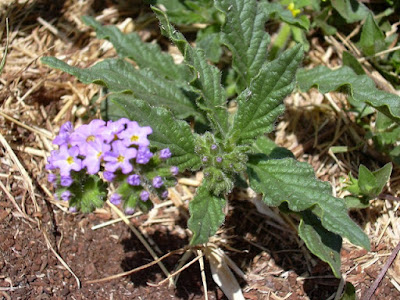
[86,135,95,142]
[67,156,74,165]
[97,151,103,159]
[117,155,125,162]
[130,135,139,142]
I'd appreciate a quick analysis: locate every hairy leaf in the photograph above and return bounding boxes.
[82,16,190,81]
[247,157,370,250]
[188,182,226,245]
[298,210,342,278]
[152,6,230,137]
[231,44,303,144]
[216,0,270,88]
[252,136,294,159]
[297,66,400,123]
[41,57,201,120]
[112,97,201,171]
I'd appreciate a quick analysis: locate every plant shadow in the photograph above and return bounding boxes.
[222,197,341,300]
[120,221,225,300]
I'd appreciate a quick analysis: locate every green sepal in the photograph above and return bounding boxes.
[68,173,108,213]
[117,181,140,207]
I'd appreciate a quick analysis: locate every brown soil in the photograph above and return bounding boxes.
[1,1,400,300]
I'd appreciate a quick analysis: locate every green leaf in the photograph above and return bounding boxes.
[344,196,370,209]
[82,16,190,81]
[112,97,202,171]
[357,13,386,56]
[313,7,337,36]
[41,57,201,121]
[298,210,342,278]
[358,165,378,195]
[331,0,369,23]
[152,6,230,137]
[216,0,270,88]
[340,282,356,300]
[247,157,370,250]
[231,44,303,144]
[252,136,295,159]
[297,65,400,123]
[188,182,226,245]
[196,31,222,63]
[342,51,365,75]
[359,163,392,197]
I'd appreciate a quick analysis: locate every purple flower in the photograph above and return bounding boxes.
[103,140,137,174]
[152,176,163,188]
[216,157,223,163]
[103,171,116,182]
[118,121,152,147]
[170,166,179,176]
[48,173,57,183]
[136,146,153,164]
[46,150,58,170]
[159,148,171,159]
[82,140,111,174]
[53,121,74,146]
[60,176,73,187]
[102,118,129,143]
[140,190,149,202]
[110,193,122,205]
[127,174,141,186]
[69,119,106,155]
[51,145,82,177]
[202,156,208,162]
[161,190,168,199]
[125,207,135,215]
[211,144,218,150]
[69,206,77,213]
[61,190,72,201]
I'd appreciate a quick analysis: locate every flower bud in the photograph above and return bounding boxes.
[140,190,150,201]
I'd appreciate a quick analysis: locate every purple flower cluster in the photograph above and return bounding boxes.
[47,119,178,213]
[47,119,153,178]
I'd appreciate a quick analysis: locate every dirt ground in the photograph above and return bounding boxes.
[1,1,400,299]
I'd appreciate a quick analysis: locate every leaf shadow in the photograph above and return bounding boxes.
[223,197,341,300]
[119,221,225,300]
